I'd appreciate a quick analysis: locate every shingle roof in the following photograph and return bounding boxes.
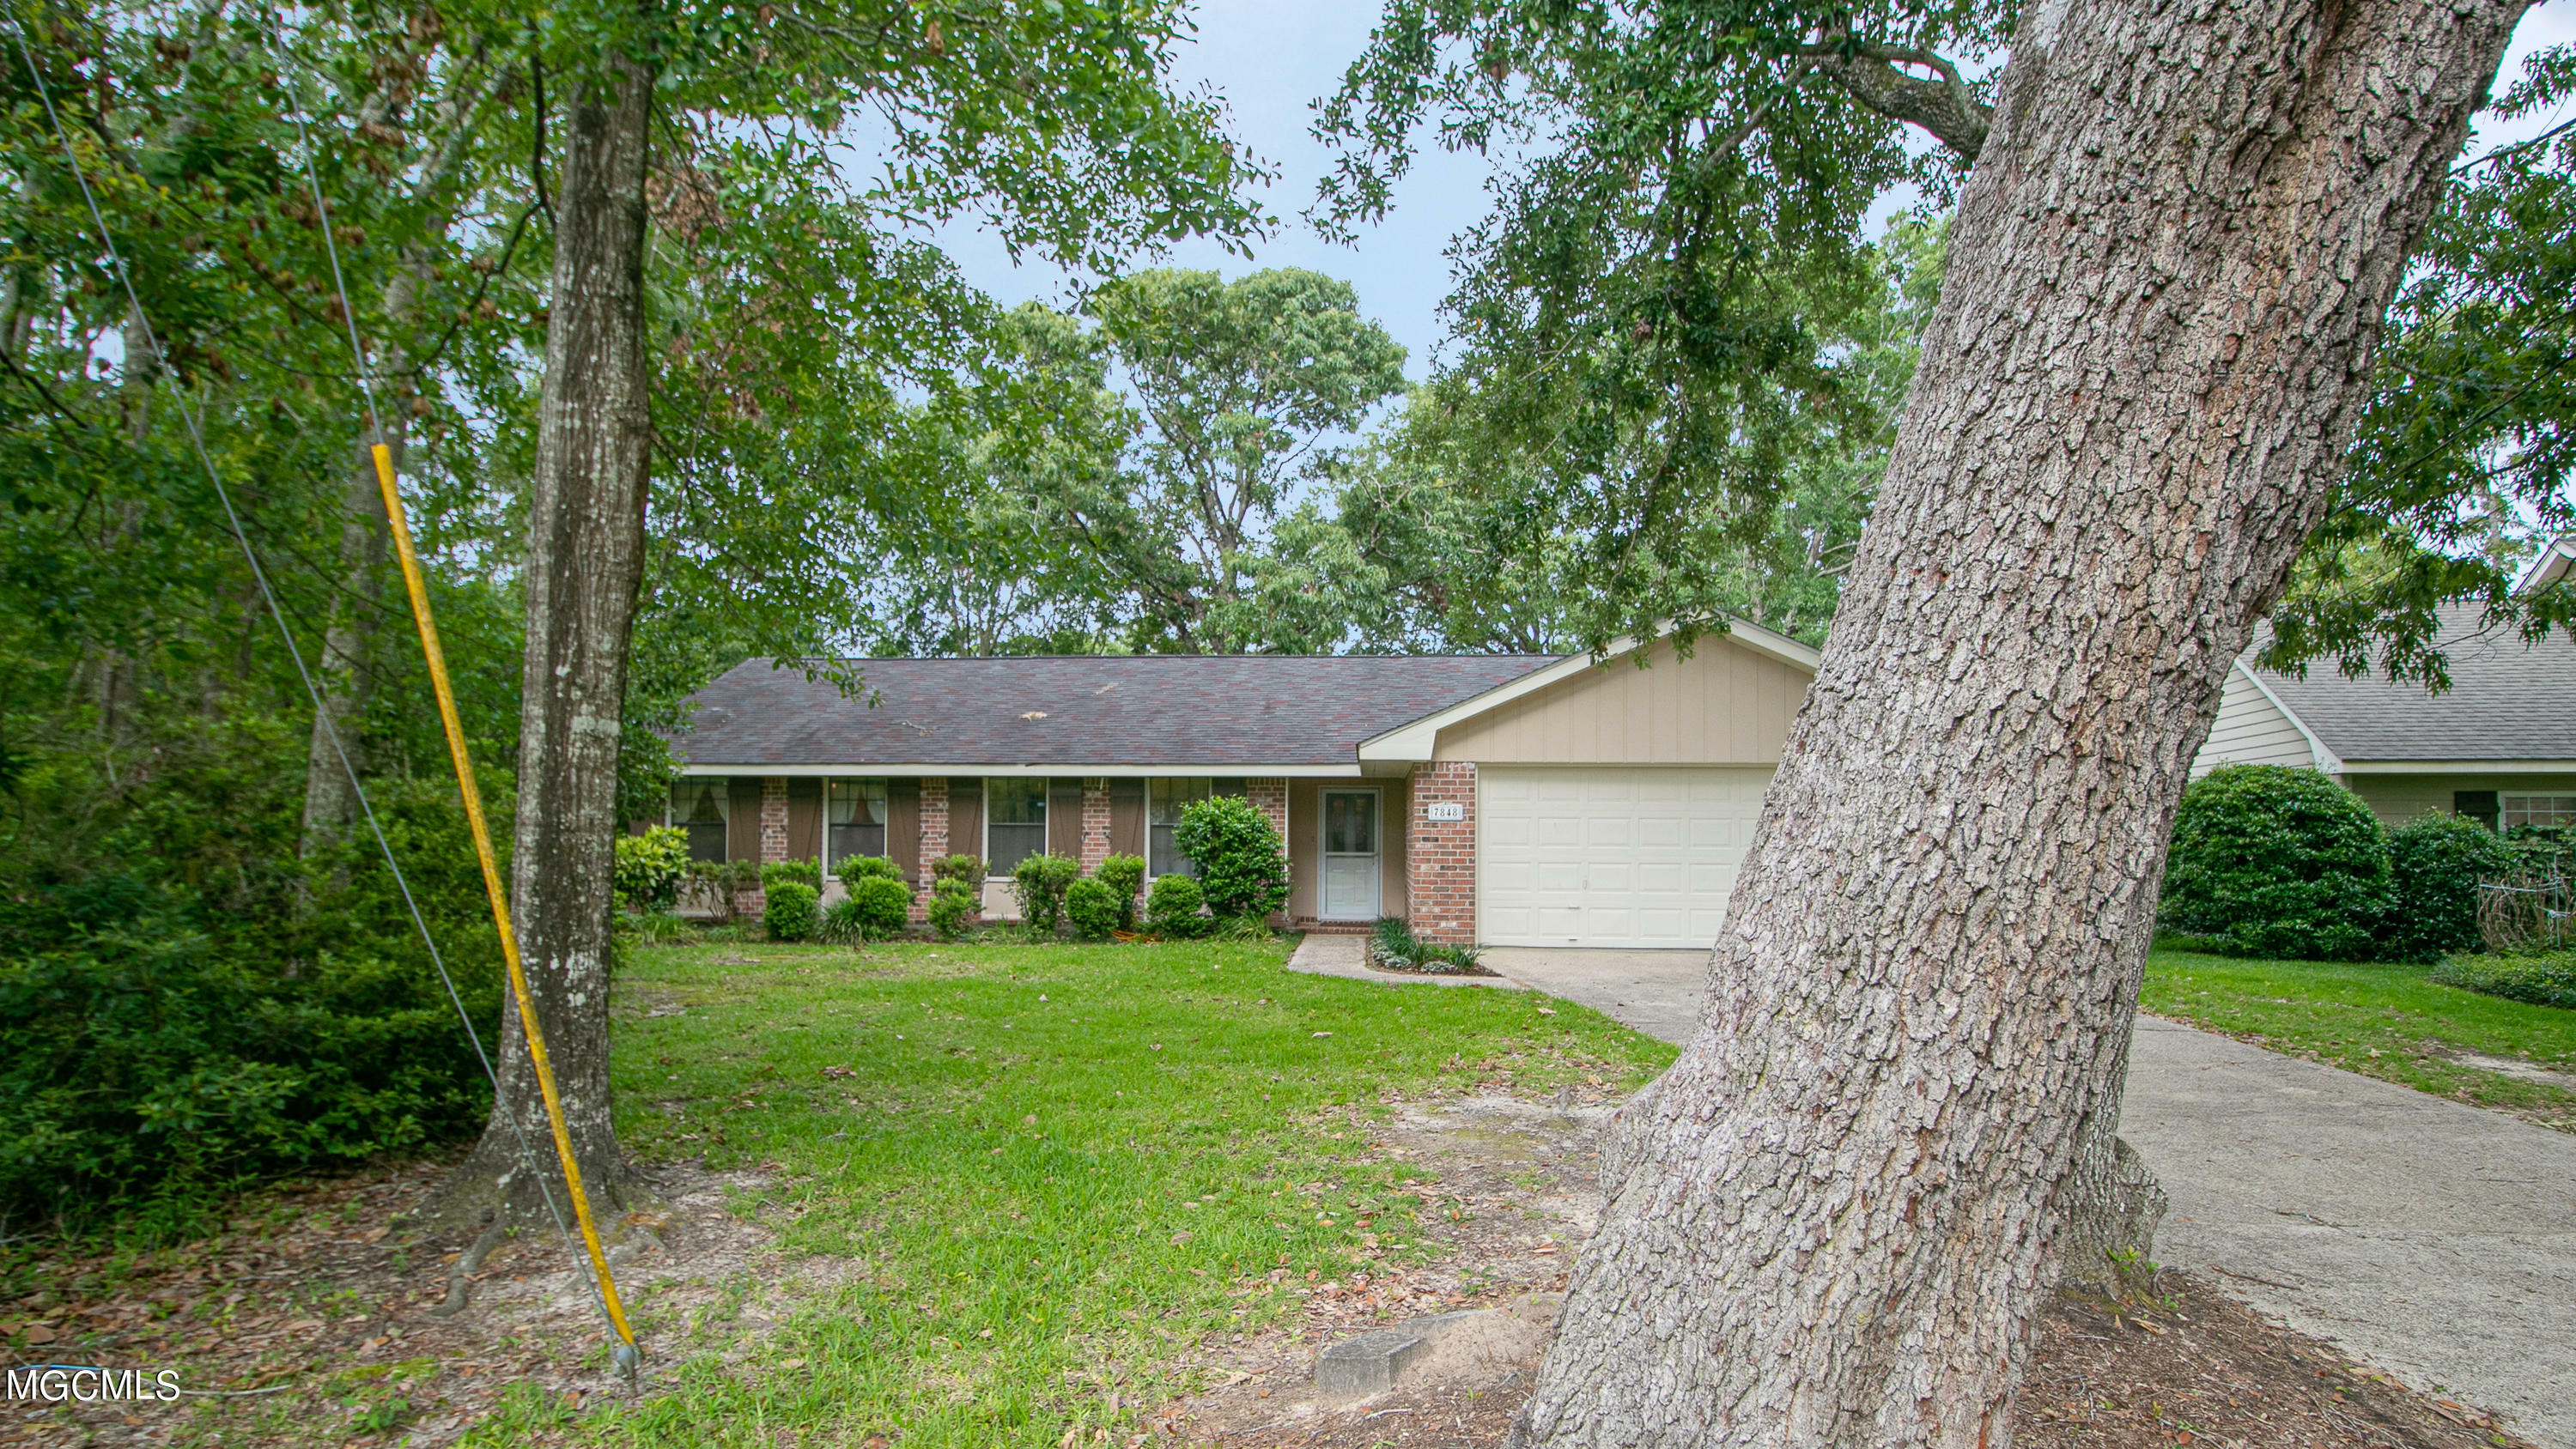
[2254,606,2576,762]
[671,654,1562,769]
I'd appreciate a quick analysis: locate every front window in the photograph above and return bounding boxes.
[987,778,1048,877]
[2504,794,2576,830]
[669,778,727,862]
[1150,778,1211,876]
[829,778,889,869]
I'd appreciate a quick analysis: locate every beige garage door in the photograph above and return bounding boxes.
[1477,767,1773,949]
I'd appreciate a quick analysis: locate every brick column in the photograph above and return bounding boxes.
[1249,779,1291,925]
[914,777,949,923]
[759,777,790,862]
[1079,779,1112,874]
[1406,762,1477,944]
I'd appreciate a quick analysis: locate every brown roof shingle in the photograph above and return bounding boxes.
[671,654,1560,769]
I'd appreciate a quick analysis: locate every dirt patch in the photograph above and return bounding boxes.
[3,1154,799,1447]
[1165,1092,2543,1449]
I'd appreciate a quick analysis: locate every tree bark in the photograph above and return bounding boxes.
[443,53,654,1222]
[1510,0,2523,1442]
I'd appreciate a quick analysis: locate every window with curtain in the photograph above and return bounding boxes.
[829,778,889,869]
[668,778,728,862]
[1149,777,1212,876]
[987,778,1048,877]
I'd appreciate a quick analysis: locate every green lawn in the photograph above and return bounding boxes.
[463,936,1672,1448]
[2142,948,2576,1129]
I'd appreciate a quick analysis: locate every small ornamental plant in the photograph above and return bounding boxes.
[1096,852,1147,931]
[762,858,823,892]
[837,854,903,889]
[1066,878,1122,940]
[1145,872,1209,938]
[1172,796,1288,920]
[927,878,979,941]
[763,881,821,943]
[1012,853,1082,933]
[612,827,690,913]
[847,875,914,941]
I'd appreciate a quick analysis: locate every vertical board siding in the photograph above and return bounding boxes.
[888,778,921,882]
[1432,634,1810,765]
[786,778,823,863]
[1287,779,1321,920]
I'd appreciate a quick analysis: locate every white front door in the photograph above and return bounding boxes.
[1477,766,1774,948]
[1321,789,1382,921]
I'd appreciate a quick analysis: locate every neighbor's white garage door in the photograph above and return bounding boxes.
[1477,767,1773,948]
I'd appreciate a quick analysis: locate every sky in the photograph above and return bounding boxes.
[908,0,2576,385]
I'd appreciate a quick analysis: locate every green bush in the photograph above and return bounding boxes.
[2385,813,2516,962]
[1145,873,1209,938]
[763,882,821,942]
[1066,878,1123,940]
[1173,797,1289,920]
[1096,853,1146,931]
[1368,916,1483,973]
[762,858,823,892]
[2430,949,2576,1009]
[926,879,980,941]
[683,858,762,922]
[1012,853,1082,933]
[612,827,690,912]
[849,876,914,940]
[837,854,903,888]
[2159,765,2392,961]
[932,854,986,888]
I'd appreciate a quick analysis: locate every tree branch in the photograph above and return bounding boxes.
[1793,38,1991,163]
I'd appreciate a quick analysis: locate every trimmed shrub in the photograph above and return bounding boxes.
[1096,853,1147,931]
[612,827,689,912]
[1173,796,1290,920]
[933,853,986,888]
[848,876,913,941]
[1145,873,1209,938]
[762,858,823,892]
[837,854,903,888]
[1012,853,1081,933]
[2430,949,2576,1009]
[2159,765,2391,961]
[763,881,821,942]
[927,879,979,941]
[683,858,762,922]
[2385,813,2516,962]
[1066,878,1122,940]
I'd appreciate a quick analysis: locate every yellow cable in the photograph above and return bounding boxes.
[369,444,639,1358]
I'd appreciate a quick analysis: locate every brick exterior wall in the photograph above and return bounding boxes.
[1406,762,1477,944]
[1080,779,1112,875]
[1249,778,1291,925]
[913,777,949,923]
[759,777,790,862]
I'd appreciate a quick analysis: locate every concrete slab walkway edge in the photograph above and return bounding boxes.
[1285,933,1528,990]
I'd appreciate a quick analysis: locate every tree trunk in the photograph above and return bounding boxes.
[443,54,654,1222]
[1510,0,2523,1442]
[298,428,395,857]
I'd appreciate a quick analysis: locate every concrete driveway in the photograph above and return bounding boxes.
[1480,948,2576,1449]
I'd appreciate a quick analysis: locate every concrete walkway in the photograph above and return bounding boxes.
[1473,947,2576,1449]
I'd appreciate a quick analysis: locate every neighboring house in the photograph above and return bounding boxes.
[2190,602,2576,831]
[662,622,1821,947]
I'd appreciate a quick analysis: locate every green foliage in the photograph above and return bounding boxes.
[933,854,987,888]
[1012,854,1082,933]
[2431,950,2576,1009]
[926,879,981,942]
[849,876,915,943]
[2159,767,2393,962]
[1369,917,1484,974]
[762,882,821,943]
[684,858,762,924]
[762,859,823,892]
[614,828,691,913]
[1066,878,1123,941]
[1172,797,1290,919]
[1096,853,1147,931]
[621,911,696,946]
[2385,814,2517,962]
[1145,873,1210,939]
[838,855,904,887]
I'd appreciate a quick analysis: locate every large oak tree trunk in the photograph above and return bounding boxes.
[444,55,654,1222]
[1510,0,2523,1442]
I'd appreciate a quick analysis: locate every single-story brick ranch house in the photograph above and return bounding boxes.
[661,621,1821,947]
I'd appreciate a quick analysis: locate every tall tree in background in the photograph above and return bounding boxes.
[1326,0,2526,1441]
[999,268,1406,653]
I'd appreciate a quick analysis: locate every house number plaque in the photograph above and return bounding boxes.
[1425,802,1465,822]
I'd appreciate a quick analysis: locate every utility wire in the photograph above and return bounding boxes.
[5,23,635,1376]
